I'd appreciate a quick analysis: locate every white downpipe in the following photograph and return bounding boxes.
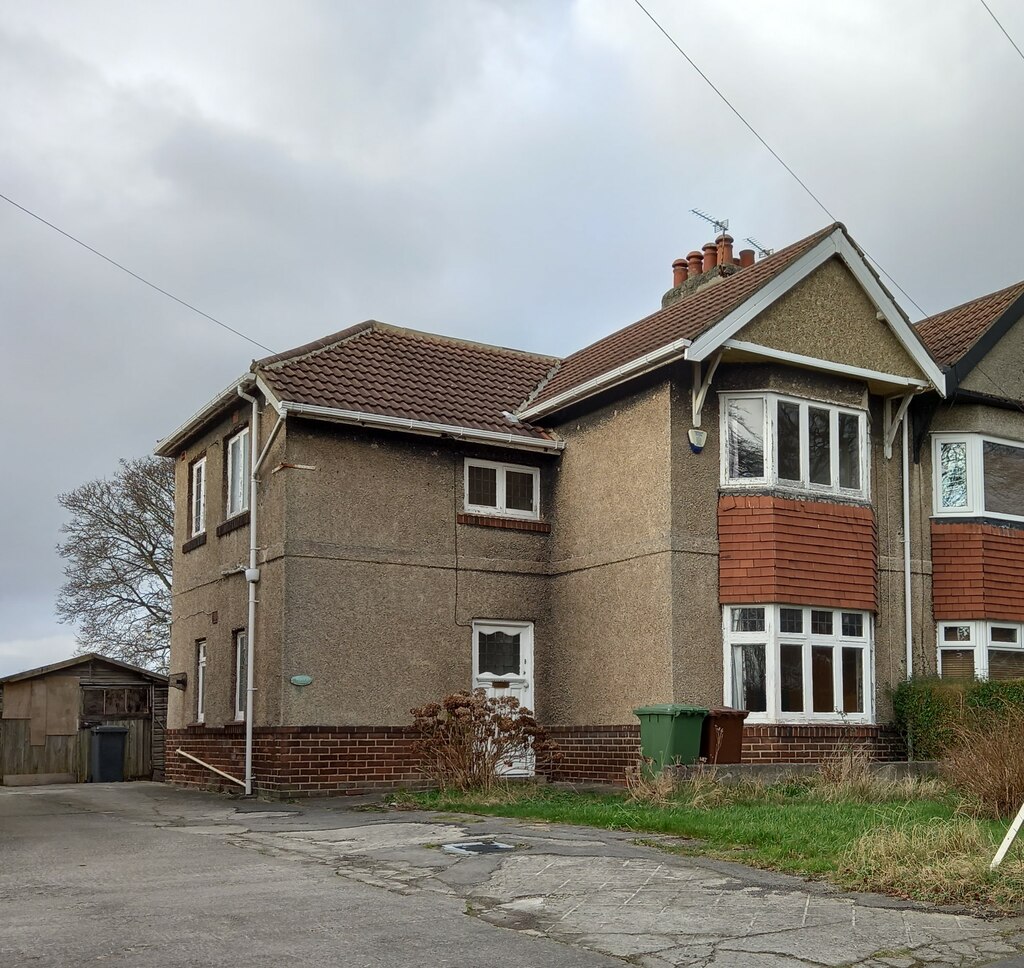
[902,413,913,680]
[238,385,260,797]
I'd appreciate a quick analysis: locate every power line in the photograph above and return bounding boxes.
[630,0,928,318]
[979,0,1024,64]
[0,190,276,354]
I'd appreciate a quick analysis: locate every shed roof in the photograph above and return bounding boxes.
[0,653,168,685]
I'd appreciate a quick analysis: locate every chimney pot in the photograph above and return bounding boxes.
[687,250,703,276]
[672,258,688,287]
[716,232,734,266]
[702,242,718,273]
[738,248,756,269]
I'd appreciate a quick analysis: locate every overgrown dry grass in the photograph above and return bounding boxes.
[838,816,1024,911]
[942,705,1024,819]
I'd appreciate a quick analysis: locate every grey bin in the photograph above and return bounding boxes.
[90,726,129,782]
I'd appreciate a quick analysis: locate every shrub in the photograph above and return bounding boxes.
[942,703,1024,819]
[410,689,559,792]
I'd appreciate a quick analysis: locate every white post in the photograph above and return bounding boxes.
[991,801,1024,870]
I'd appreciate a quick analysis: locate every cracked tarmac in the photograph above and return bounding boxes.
[2,782,1023,967]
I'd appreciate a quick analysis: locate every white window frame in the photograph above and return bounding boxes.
[196,640,207,724]
[226,428,250,518]
[720,391,870,500]
[932,432,1024,523]
[190,456,207,537]
[463,458,541,520]
[937,620,1024,680]
[722,604,874,724]
[233,630,247,722]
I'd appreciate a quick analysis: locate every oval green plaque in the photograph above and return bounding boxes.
[289,674,313,687]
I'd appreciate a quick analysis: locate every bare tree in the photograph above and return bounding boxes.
[56,456,174,672]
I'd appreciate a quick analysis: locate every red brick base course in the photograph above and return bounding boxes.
[741,724,905,763]
[166,721,906,795]
[165,725,423,797]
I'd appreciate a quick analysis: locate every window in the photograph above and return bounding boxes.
[933,433,1024,521]
[724,605,872,723]
[226,428,250,518]
[721,393,868,498]
[190,457,207,536]
[938,621,1024,681]
[233,630,247,721]
[196,640,207,724]
[464,459,540,520]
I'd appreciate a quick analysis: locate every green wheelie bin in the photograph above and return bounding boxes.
[633,704,708,773]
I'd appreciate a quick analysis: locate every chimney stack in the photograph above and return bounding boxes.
[716,233,734,266]
[738,248,755,269]
[687,250,703,277]
[702,242,718,273]
[672,258,688,288]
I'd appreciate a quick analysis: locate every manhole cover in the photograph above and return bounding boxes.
[441,841,515,856]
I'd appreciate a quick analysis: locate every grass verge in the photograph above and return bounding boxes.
[398,780,1022,912]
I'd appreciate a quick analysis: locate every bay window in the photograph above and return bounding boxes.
[938,621,1024,680]
[933,433,1024,521]
[724,605,873,723]
[721,393,868,499]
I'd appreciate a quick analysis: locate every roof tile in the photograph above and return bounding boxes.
[915,280,1024,366]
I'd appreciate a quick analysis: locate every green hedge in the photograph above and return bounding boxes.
[891,677,1024,760]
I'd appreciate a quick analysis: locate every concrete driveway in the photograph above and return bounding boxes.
[2,783,1023,968]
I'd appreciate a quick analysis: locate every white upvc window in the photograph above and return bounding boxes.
[464,458,540,520]
[233,630,247,721]
[938,620,1024,681]
[720,392,869,499]
[723,604,873,724]
[190,457,207,537]
[226,428,250,518]
[196,640,207,724]
[933,433,1024,522]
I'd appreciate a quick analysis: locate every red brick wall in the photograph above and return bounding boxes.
[932,522,1024,621]
[166,725,423,797]
[545,725,641,783]
[742,724,904,763]
[719,495,877,610]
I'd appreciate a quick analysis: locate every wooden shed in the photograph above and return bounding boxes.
[0,654,168,786]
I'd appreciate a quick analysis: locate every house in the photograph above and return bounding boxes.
[155,222,1024,797]
[0,654,168,785]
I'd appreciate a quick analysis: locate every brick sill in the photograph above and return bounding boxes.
[182,533,207,554]
[217,511,250,537]
[457,513,550,534]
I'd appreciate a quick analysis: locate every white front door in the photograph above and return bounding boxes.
[472,620,534,775]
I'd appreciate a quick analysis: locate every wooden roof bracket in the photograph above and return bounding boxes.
[691,351,722,429]
[883,392,915,460]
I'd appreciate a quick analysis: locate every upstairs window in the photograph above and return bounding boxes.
[721,393,868,499]
[233,630,248,721]
[226,428,250,518]
[190,457,207,537]
[196,640,207,724]
[933,433,1024,521]
[464,459,540,520]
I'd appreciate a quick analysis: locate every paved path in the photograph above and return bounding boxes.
[2,783,1022,967]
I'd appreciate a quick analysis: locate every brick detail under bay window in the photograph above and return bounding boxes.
[165,725,424,797]
[932,522,1024,621]
[456,513,550,533]
[719,495,877,611]
[741,724,904,763]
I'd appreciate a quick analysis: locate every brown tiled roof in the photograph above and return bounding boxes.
[255,321,560,441]
[915,280,1024,367]
[527,223,840,409]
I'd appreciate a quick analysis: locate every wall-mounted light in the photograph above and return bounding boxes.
[688,429,708,454]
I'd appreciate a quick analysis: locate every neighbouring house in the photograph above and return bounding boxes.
[156,221,1024,797]
[0,654,169,785]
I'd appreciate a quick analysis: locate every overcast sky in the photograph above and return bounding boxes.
[2,1,1023,676]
